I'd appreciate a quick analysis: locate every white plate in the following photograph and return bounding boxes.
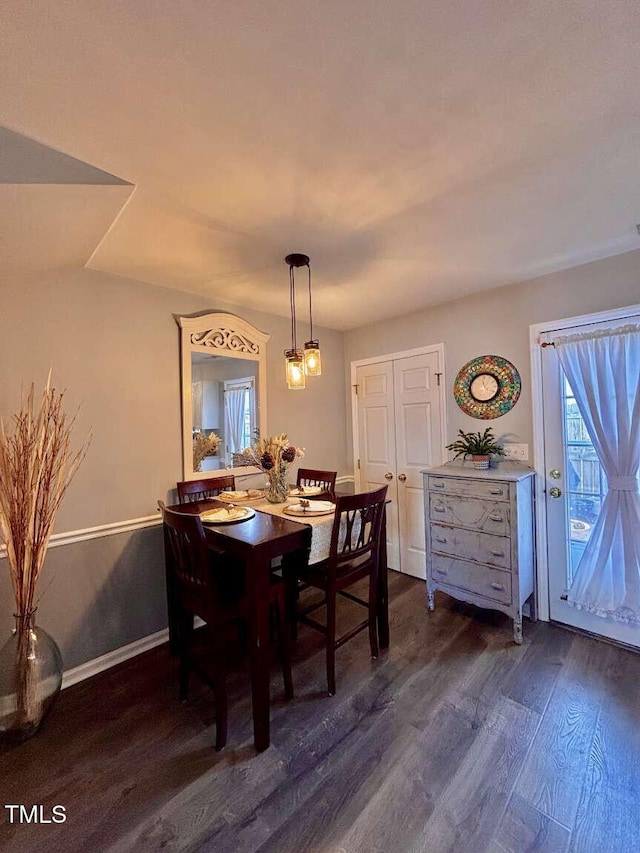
[218,490,265,503]
[200,506,256,524]
[288,485,324,497]
[283,501,336,517]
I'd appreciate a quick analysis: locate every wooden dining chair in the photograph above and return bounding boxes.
[176,474,236,504]
[159,501,293,750]
[287,485,388,696]
[295,467,337,501]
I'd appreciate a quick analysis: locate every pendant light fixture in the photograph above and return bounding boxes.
[284,253,307,390]
[303,259,321,376]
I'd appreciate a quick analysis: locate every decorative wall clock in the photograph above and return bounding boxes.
[453,355,521,419]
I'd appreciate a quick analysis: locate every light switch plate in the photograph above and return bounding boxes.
[503,443,529,461]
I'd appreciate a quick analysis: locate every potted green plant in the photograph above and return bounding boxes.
[445,427,506,470]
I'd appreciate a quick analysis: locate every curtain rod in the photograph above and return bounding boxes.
[540,341,555,348]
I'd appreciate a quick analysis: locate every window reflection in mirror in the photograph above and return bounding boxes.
[191,353,258,471]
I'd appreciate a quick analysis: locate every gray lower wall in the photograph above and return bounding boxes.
[0,266,349,669]
[0,526,167,671]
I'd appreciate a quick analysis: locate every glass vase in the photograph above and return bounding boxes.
[265,470,289,504]
[0,612,63,747]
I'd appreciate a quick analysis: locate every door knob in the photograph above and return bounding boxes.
[549,487,562,498]
[398,473,407,482]
[384,472,393,480]
[550,469,561,479]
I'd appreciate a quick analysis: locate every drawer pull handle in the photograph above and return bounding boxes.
[434,536,447,544]
[490,549,505,557]
[490,582,505,591]
[435,568,448,575]
[489,513,503,522]
[433,482,445,488]
[489,488,504,495]
[434,505,446,513]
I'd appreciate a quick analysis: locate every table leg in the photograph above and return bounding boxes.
[377,507,390,649]
[247,553,272,752]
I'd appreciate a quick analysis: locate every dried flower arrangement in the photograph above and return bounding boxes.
[241,434,304,502]
[0,377,90,740]
[192,431,221,472]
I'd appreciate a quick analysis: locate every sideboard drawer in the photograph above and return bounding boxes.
[429,494,510,536]
[431,554,512,605]
[430,523,511,569]
[428,476,509,502]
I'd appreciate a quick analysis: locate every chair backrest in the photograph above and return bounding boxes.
[328,485,388,575]
[160,501,212,591]
[176,474,236,504]
[296,467,337,501]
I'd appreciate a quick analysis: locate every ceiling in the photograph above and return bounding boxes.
[1,0,638,330]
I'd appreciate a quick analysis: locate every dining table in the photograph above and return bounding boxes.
[162,491,389,752]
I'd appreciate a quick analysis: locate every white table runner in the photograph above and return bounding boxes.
[253,499,335,564]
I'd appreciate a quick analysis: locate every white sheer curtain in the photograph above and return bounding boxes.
[555,324,640,623]
[225,388,246,453]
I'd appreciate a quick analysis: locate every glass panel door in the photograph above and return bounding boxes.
[541,315,640,647]
[563,376,607,587]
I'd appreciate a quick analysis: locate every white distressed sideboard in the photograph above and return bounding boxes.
[422,462,536,643]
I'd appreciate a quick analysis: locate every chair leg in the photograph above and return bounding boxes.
[179,657,190,702]
[202,621,228,751]
[274,597,294,700]
[214,670,228,751]
[368,568,379,660]
[178,610,194,701]
[282,559,299,641]
[326,588,337,697]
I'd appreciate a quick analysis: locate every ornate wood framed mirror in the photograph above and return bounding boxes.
[177,312,270,480]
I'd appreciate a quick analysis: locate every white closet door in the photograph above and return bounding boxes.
[355,349,445,576]
[356,361,400,570]
[394,353,443,579]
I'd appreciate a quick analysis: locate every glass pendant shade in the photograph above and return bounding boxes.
[285,349,306,389]
[303,341,322,376]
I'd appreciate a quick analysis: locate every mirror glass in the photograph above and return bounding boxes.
[191,353,258,471]
[179,312,270,481]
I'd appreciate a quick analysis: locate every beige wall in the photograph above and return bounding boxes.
[0,266,348,667]
[345,249,640,468]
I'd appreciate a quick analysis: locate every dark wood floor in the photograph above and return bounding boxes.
[2,573,640,853]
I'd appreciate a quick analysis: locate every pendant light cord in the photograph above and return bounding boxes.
[289,264,297,350]
[307,263,313,342]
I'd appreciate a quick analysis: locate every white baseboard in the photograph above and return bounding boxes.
[61,627,169,690]
[61,616,206,690]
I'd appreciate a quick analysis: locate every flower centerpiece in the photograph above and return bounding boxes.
[192,430,221,472]
[241,433,304,503]
[0,377,90,745]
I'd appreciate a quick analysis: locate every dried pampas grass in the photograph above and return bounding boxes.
[192,431,221,473]
[0,375,90,617]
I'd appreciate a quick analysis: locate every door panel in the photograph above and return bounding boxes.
[356,361,400,570]
[356,350,444,578]
[362,407,391,463]
[402,403,431,466]
[394,353,443,578]
[541,318,640,647]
